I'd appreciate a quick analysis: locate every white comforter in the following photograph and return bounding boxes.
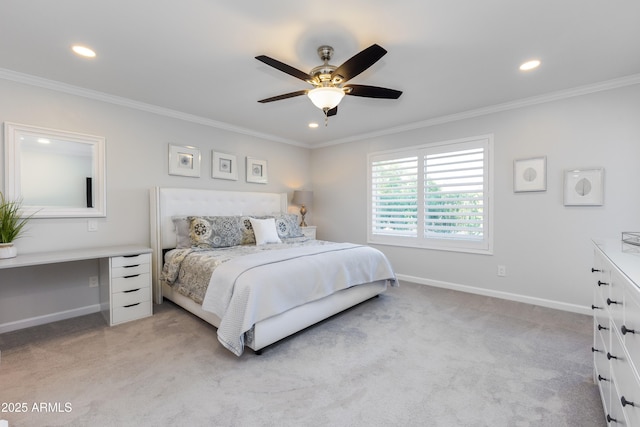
[201,243,397,356]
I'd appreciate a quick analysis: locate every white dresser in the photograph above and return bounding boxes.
[592,239,640,425]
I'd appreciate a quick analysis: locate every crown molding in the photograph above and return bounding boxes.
[0,68,307,148]
[2,68,639,150]
[314,73,640,149]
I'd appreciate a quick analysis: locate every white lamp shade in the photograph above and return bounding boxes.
[307,87,345,110]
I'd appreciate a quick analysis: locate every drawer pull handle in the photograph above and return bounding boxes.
[124,274,140,279]
[597,324,609,331]
[123,254,139,258]
[606,352,618,360]
[591,268,601,272]
[591,347,602,353]
[123,264,140,269]
[621,396,635,407]
[597,375,609,382]
[123,288,141,293]
[621,325,636,335]
[606,298,620,306]
[607,414,618,423]
[591,305,602,310]
[123,303,140,308]
[598,280,609,286]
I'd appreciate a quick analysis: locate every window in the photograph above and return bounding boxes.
[368,135,492,254]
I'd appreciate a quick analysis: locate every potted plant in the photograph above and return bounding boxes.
[0,192,33,259]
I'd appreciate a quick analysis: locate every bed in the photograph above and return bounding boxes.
[149,187,397,356]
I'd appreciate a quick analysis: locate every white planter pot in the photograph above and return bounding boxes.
[0,243,17,259]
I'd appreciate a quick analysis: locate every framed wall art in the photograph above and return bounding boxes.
[514,156,546,192]
[246,157,268,184]
[168,144,201,177]
[564,168,604,206]
[211,151,238,181]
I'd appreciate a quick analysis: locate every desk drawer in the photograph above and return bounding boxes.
[112,273,150,293]
[112,263,149,279]
[112,253,150,268]
[112,301,152,325]
[113,287,150,307]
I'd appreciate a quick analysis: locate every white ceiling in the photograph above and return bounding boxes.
[1,1,639,148]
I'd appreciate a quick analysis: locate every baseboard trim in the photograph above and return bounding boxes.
[0,304,101,334]
[396,274,592,316]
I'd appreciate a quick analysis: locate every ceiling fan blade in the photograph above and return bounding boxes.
[258,90,308,103]
[344,84,402,99]
[326,106,338,117]
[255,55,312,82]
[331,44,387,83]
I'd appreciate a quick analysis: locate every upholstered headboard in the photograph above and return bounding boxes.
[149,187,288,303]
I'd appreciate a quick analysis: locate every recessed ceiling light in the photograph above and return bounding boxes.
[308,122,319,129]
[72,45,96,58]
[519,59,541,71]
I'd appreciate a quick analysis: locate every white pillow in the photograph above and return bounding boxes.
[249,217,282,245]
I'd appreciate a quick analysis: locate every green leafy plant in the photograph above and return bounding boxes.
[0,192,33,244]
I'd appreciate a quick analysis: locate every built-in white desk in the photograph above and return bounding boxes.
[0,245,153,326]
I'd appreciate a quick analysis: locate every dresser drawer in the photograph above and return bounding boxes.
[624,283,640,376]
[112,253,150,268]
[594,324,612,408]
[112,273,150,293]
[112,301,152,325]
[112,263,150,279]
[594,296,610,337]
[113,287,150,307]
[593,250,611,302]
[616,365,640,426]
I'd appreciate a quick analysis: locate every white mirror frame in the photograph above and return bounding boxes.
[4,122,106,218]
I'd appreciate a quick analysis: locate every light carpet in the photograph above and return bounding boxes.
[0,282,604,427]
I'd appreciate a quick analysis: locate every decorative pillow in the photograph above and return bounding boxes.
[172,216,192,248]
[272,213,304,239]
[188,216,245,248]
[240,216,258,245]
[249,217,282,245]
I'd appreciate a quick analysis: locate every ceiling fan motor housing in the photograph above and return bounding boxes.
[309,46,341,86]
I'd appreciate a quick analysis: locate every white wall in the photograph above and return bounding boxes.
[0,78,311,329]
[311,84,640,313]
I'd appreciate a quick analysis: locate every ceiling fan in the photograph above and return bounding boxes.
[255,44,402,123]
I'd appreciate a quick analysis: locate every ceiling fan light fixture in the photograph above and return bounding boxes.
[307,87,345,111]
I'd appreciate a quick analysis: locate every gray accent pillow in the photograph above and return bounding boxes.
[188,216,245,248]
[273,213,304,238]
[172,216,192,248]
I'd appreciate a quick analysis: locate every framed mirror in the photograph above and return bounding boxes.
[4,122,106,218]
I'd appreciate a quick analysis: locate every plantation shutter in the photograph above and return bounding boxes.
[424,147,485,240]
[370,156,418,237]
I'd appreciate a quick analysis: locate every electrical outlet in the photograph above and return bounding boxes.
[497,265,507,277]
[89,276,99,287]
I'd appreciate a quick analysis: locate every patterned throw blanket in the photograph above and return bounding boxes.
[162,238,334,304]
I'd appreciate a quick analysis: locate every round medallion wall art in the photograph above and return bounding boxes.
[513,157,547,192]
[563,168,604,206]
